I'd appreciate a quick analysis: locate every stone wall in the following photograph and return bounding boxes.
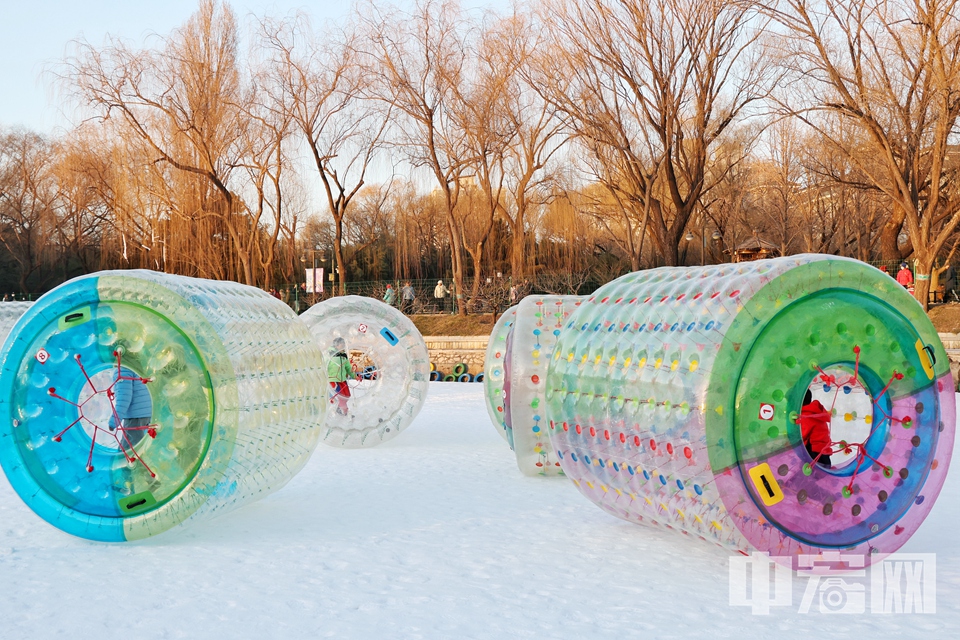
[423,333,960,387]
[424,335,488,378]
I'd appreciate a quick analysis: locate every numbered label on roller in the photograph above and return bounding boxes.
[358,323,368,333]
[35,349,49,364]
[758,403,775,421]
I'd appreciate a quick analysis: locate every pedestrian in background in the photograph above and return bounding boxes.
[944,264,957,302]
[896,262,914,288]
[434,279,449,313]
[383,283,396,306]
[401,281,415,313]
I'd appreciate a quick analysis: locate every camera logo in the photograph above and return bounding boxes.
[817,577,866,614]
[798,552,866,614]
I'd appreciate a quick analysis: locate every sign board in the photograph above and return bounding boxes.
[304,268,324,293]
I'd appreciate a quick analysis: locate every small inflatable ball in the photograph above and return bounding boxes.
[545,255,954,569]
[299,296,429,448]
[0,271,326,541]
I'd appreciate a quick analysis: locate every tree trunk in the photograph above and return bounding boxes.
[334,213,347,296]
[914,256,933,311]
[510,224,526,279]
[447,216,466,316]
[469,242,484,304]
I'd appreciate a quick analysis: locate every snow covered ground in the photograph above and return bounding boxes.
[1,383,957,639]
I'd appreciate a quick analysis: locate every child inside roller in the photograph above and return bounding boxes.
[327,337,359,416]
[799,389,832,467]
[109,366,153,448]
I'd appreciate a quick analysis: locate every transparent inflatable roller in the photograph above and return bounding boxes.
[0,271,326,541]
[483,305,517,446]
[546,255,954,568]
[502,296,582,475]
[299,296,429,448]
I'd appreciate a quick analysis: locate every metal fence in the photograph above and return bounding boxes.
[272,272,605,315]
[10,258,953,310]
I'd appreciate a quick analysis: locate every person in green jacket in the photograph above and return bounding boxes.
[328,337,359,415]
[382,284,397,306]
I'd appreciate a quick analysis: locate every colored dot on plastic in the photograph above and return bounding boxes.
[659,474,667,485]
[531,374,539,384]
[803,463,812,476]
[694,484,703,495]
[766,426,779,438]
[684,446,693,459]
[649,439,657,450]
[666,443,674,455]
[588,426,596,437]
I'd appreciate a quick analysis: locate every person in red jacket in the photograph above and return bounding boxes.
[896,262,914,287]
[799,389,832,466]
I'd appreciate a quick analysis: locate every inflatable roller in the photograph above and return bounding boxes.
[0,271,326,541]
[545,255,954,568]
[500,296,582,476]
[483,305,517,445]
[299,296,428,448]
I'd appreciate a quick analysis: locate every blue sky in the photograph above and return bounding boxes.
[0,0,508,134]
[0,1,355,132]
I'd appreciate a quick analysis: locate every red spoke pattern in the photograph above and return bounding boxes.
[47,351,158,477]
[805,345,905,494]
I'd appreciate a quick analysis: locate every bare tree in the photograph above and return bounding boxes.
[262,13,390,295]
[65,0,271,284]
[534,0,769,266]
[358,0,476,313]
[0,130,58,292]
[770,0,960,307]
[497,10,568,278]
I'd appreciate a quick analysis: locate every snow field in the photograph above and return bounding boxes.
[0,383,957,639]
